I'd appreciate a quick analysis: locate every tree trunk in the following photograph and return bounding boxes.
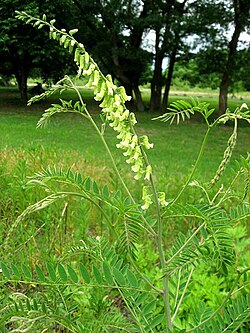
[8,48,29,106]
[219,85,229,115]
[162,41,179,111]
[218,0,243,115]
[133,84,145,112]
[150,30,164,112]
[16,68,28,106]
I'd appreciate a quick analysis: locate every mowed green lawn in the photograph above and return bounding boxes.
[0,86,249,198]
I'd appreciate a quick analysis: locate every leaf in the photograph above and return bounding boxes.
[26,298,31,311]
[1,262,11,279]
[126,269,138,288]
[153,98,213,125]
[11,263,20,279]
[36,264,46,282]
[33,298,38,311]
[21,264,32,280]
[46,263,57,282]
[135,293,148,306]
[57,263,68,282]
[115,259,124,270]
[67,265,79,283]
[103,184,109,198]
[85,177,91,191]
[141,299,156,316]
[113,267,126,285]
[41,303,47,314]
[93,266,102,284]
[93,181,99,194]
[103,262,113,285]
[79,263,90,284]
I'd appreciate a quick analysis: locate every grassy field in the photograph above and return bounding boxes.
[1,86,249,181]
[0,86,249,234]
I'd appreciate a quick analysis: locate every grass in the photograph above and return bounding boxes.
[1,86,249,178]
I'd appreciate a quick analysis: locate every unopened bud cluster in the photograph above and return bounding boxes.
[210,130,237,186]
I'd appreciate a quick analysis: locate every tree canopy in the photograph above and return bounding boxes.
[0,0,249,112]
[0,0,75,104]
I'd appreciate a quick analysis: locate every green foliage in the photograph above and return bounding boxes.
[0,0,75,103]
[0,11,249,333]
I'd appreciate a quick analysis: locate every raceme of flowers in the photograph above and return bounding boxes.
[74,47,154,183]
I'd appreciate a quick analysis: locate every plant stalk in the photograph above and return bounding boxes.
[139,142,172,331]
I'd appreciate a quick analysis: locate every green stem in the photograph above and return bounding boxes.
[129,115,173,330]
[171,126,211,206]
[172,266,194,322]
[138,142,172,331]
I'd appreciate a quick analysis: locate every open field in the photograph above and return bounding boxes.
[0,86,249,201]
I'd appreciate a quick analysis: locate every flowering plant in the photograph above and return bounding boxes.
[1,11,249,332]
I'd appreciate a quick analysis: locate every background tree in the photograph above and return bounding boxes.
[0,0,75,105]
[219,0,250,114]
[148,0,189,112]
[147,0,230,112]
